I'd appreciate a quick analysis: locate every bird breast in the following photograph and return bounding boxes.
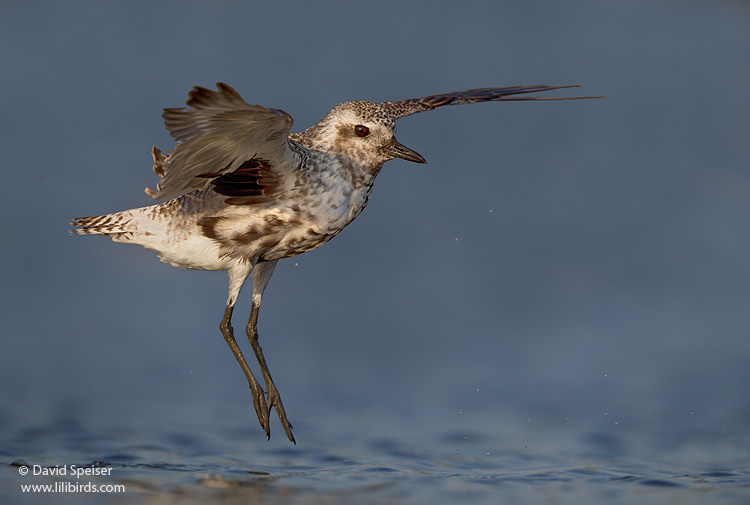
[197,175,372,263]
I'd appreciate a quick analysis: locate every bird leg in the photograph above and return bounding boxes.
[246,301,295,443]
[221,264,274,437]
[244,259,295,443]
[219,304,270,437]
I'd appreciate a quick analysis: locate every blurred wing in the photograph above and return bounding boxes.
[380,85,603,119]
[147,83,301,200]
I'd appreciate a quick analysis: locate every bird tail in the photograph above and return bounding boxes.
[71,210,136,237]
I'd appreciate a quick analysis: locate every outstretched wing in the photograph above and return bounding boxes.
[146,83,302,200]
[380,85,603,119]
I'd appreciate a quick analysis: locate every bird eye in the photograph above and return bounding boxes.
[354,125,370,137]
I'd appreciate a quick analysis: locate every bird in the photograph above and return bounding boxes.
[72,83,601,443]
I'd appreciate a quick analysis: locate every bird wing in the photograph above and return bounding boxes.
[380,85,603,119]
[146,83,302,201]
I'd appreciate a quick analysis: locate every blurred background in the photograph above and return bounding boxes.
[1,0,748,503]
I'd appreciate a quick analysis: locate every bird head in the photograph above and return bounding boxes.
[299,101,426,168]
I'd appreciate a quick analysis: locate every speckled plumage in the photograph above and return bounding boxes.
[72,83,601,442]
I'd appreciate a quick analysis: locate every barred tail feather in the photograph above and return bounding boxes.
[71,211,136,237]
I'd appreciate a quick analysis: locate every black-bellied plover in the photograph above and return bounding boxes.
[72,83,601,442]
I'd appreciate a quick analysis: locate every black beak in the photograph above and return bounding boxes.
[387,138,426,164]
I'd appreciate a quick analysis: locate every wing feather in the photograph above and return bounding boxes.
[147,83,301,200]
[381,85,603,119]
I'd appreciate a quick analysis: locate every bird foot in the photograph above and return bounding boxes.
[266,382,295,444]
[248,381,271,437]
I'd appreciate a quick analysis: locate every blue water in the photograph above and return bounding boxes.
[3,402,748,504]
[3,353,749,504]
[2,0,749,503]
